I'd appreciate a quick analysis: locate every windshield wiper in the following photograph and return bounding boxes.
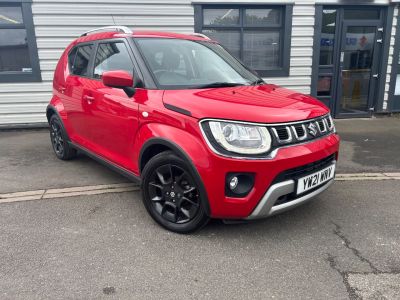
[194,82,245,89]
[251,79,265,85]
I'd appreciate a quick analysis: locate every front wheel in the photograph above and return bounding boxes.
[141,151,209,233]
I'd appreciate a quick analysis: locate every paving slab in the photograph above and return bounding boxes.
[0,129,129,193]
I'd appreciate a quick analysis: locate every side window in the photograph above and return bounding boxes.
[68,47,77,73]
[70,44,93,77]
[93,42,134,79]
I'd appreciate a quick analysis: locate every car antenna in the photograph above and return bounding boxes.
[111,15,117,26]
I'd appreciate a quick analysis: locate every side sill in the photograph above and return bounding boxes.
[69,142,141,184]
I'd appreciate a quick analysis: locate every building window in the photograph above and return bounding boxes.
[0,1,41,82]
[194,5,293,77]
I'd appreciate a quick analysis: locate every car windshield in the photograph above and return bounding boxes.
[135,38,261,89]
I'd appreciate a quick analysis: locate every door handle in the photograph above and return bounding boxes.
[59,86,66,94]
[83,95,95,103]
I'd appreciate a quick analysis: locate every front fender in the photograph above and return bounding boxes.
[134,122,212,215]
[134,122,210,172]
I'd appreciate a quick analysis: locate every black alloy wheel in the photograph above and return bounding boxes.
[49,115,77,160]
[141,151,209,233]
[50,120,64,157]
[148,163,199,224]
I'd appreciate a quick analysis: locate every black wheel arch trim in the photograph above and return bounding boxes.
[46,104,58,121]
[46,104,71,143]
[139,137,211,216]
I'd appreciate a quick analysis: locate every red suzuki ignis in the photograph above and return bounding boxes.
[47,26,340,233]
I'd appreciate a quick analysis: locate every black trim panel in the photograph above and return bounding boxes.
[164,103,192,116]
[46,105,71,143]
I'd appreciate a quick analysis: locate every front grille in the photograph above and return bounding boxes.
[269,114,334,147]
[317,120,326,132]
[294,125,305,137]
[326,117,332,128]
[272,154,336,184]
[274,127,291,142]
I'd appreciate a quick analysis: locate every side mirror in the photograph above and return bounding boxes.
[102,70,135,97]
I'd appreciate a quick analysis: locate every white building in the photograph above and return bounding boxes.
[1,0,400,126]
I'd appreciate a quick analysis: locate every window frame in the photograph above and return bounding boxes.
[67,38,146,90]
[388,9,400,112]
[311,4,393,116]
[93,40,135,80]
[67,42,95,78]
[193,3,293,77]
[0,0,42,83]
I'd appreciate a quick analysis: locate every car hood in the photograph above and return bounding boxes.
[162,84,329,123]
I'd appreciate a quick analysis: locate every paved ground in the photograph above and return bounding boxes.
[0,117,399,299]
[335,116,400,173]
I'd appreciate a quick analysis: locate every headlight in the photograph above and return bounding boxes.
[201,120,272,155]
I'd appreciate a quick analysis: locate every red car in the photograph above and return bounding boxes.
[47,26,340,233]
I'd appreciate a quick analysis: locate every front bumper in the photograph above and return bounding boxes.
[197,133,340,219]
[245,171,335,220]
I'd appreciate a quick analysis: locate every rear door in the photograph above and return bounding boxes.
[63,43,95,147]
[83,39,140,170]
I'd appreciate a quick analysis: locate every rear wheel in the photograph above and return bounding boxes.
[49,114,77,160]
[141,151,209,233]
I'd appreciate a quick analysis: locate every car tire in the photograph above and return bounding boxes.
[141,151,210,233]
[49,114,77,160]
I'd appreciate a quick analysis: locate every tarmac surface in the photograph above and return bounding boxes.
[0,117,399,299]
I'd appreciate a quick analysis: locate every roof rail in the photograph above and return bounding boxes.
[80,26,132,37]
[189,33,210,40]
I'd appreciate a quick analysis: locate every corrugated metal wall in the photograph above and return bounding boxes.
[0,0,395,125]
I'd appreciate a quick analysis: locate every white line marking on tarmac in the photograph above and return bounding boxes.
[0,173,399,204]
[335,172,400,181]
[0,183,139,204]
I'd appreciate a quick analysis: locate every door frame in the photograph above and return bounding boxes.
[334,20,382,118]
[311,5,394,118]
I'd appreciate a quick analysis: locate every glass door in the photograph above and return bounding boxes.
[313,6,385,118]
[336,22,380,117]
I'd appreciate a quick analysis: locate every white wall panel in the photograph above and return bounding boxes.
[2,0,376,124]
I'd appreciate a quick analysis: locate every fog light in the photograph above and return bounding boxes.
[229,176,238,190]
[225,173,255,198]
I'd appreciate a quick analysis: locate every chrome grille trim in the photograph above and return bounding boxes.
[325,115,334,131]
[268,114,335,147]
[291,124,308,141]
[271,126,293,144]
[316,119,327,133]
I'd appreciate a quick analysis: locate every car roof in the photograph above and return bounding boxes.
[74,30,215,44]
